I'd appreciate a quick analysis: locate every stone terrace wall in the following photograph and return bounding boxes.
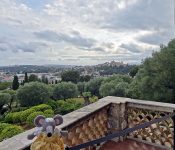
[0,96,175,150]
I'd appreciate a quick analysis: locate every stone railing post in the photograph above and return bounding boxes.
[108,102,127,142]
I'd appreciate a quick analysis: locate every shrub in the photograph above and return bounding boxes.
[12,112,21,123]
[4,113,14,123]
[0,125,23,141]
[32,104,52,112]
[17,82,51,107]
[47,100,58,110]
[56,100,81,115]
[26,111,44,125]
[20,108,35,123]
[44,114,53,118]
[44,109,54,115]
[0,123,11,132]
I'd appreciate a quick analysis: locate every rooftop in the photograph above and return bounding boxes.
[0,96,174,150]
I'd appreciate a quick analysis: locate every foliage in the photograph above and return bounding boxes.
[46,100,58,111]
[32,104,52,112]
[0,123,11,132]
[85,78,104,97]
[20,108,35,123]
[56,100,81,115]
[1,90,17,110]
[24,72,28,83]
[79,75,91,82]
[82,92,91,97]
[128,39,175,103]
[0,82,12,90]
[53,82,78,100]
[12,75,19,90]
[17,82,51,107]
[61,70,80,83]
[0,93,11,115]
[0,124,23,141]
[99,75,130,97]
[129,65,140,78]
[77,82,86,95]
[44,109,54,115]
[28,74,39,82]
[4,113,14,123]
[26,111,44,125]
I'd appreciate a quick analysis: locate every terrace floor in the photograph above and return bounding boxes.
[100,139,166,150]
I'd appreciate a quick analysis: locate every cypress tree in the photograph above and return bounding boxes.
[24,72,28,83]
[12,75,19,90]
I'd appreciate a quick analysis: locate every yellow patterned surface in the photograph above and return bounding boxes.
[31,133,64,150]
[127,107,174,148]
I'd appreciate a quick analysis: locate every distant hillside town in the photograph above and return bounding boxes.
[0,61,134,83]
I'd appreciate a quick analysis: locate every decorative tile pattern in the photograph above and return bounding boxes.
[62,108,109,149]
[127,107,174,148]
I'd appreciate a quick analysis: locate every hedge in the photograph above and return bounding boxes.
[32,104,52,112]
[44,109,54,115]
[26,111,44,125]
[20,108,36,123]
[0,124,23,141]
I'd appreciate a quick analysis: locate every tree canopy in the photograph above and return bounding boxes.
[61,70,80,83]
[53,82,78,100]
[17,82,51,107]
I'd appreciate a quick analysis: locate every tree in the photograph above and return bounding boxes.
[82,92,91,106]
[1,90,17,110]
[77,82,86,95]
[99,78,129,97]
[79,75,91,82]
[0,93,11,115]
[85,78,103,97]
[12,75,19,90]
[53,82,78,100]
[61,70,80,83]
[129,65,139,78]
[129,39,175,103]
[28,74,38,82]
[0,82,12,90]
[17,82,51,107]
[24,72,28,83]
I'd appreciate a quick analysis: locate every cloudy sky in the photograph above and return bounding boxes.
[0,0,174,66]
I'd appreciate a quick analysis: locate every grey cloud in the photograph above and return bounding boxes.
[80,46,106,52]
[34,30,96,48]
[138,30,174,45]
[15,42,48,53]
[103,0,173,31]
[120,43,142,53]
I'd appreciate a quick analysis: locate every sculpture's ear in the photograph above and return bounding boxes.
[34,115,45,127]
[53,114,63,126]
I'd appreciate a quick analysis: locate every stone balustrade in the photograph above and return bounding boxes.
[0,96,175,150]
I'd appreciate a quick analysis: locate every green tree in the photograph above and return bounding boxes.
[129,65,139,78]
[82,92,91,106]
[61,70,80,83]
[0,93,11,115]
[77,82,85,95]
[28,74,38,82]
[129,39,175,103]
[0,82,12,90]
[17,82,51,107]
[1,90,17,110]
[24,72,28,83]
[85,78,103,97]
[12,75,19,90]
[53,82,78,100]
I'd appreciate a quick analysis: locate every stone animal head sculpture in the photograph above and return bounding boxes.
[28,114,67,140]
